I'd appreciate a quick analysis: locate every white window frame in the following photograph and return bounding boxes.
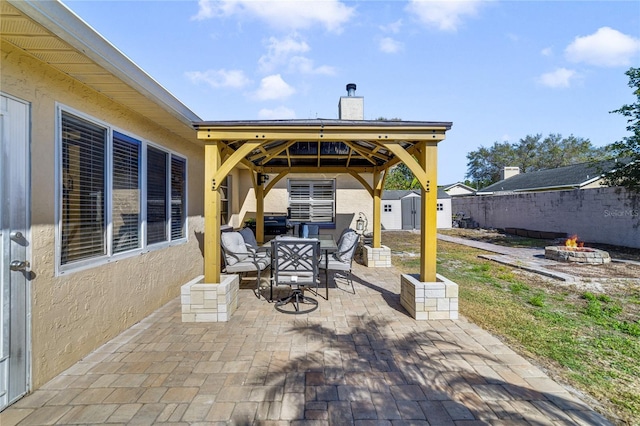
[287,179,336,226]
[384,204,392,212]
[55,105,188,275]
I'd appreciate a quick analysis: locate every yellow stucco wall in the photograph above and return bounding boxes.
[236,170,374,239]
[2,41,205,389]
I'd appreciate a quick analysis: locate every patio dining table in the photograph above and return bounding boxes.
[264,234,337,300]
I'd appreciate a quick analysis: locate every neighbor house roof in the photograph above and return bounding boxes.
[1,0,201,143]
[382,189,450,200]
[477,159,626,194]
[440,182,477,195]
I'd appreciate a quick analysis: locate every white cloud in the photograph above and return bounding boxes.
[541,47,553,57]
[288,57,336,75]
[253,74,295,100]
[258,106,297,119]
[537,68,578,89]
[380,19,403,34]
[506,33,519,42]
[185,69,251,89]
[259,35,310,72]
[192,0,355,33]
[565,27,640,67]
[406,0,484,32]
[379,37,404,54]
[259,35,335,75]
[192,0,215,21]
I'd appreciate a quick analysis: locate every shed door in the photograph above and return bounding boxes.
[401,197,421,230]
[0,94,30,410]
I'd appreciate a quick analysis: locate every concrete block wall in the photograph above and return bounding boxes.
[452,187,639,248]
[364,245,392,267]
[181,275,239,322]
[400,274,459,320]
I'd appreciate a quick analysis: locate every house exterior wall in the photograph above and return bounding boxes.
[2,40,205,388]
[452,187,640,248]
[235,171,374,239]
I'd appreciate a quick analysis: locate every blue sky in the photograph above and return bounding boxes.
[63,0,640,185]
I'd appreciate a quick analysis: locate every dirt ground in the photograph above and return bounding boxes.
[546,262,640,279]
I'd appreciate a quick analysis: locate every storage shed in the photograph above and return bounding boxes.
[381,189,452,230]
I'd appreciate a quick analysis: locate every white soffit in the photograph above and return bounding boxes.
[1,0,201,144]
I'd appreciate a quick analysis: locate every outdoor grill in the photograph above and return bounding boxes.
[245,214,290,236]
[264,214,289,235]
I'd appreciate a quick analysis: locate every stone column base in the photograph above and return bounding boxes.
[400,273,459,320]
[363,245,392,267]
[181,274,239,322]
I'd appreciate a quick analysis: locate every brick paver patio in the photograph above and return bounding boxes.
[1,263,611,425]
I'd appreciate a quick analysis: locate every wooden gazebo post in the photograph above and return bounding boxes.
[204,142,221,284]
[417,141,438,283]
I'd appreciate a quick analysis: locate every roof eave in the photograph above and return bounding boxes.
[8,0,201,126]
[193,119,453,131]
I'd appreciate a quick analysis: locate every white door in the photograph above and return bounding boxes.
[0,93,31,411]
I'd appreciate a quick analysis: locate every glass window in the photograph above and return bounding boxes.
[219,176,231,226]
[171,155,186,240]
[146,146,168,245]
[58,109,187,272]
[112,132,141,253]
[288,179,335,224]
[384,204,392,212]
[61,112,107,264]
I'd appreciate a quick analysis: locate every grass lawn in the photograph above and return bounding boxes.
[382,230,640,426]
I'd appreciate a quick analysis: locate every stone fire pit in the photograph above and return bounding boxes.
[545,246,611,264]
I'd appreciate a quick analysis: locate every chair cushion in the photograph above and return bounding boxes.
[335,230,359,262]
[225,257,269,273]
[238,227,258,249]
[323,258,351,271]
[221,232,249,265]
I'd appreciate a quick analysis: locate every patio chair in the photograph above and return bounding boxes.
[271,238,320,314]
[221,231,271,299]
[298,223,319,238]
[320,228,359,294]
[238,227,270,258]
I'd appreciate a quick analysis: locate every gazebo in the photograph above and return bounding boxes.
[182,118,457,321]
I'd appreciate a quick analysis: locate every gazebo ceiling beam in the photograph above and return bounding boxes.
[196,125,448,175]
[249,140,297,163]
[196,129,447,143]
[343,141,391,163]
[259,166,377,174]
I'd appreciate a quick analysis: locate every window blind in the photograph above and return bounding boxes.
[146,146,168,245]
[288,180,335,223]
[112,132,141,253]
[170,155,186,240]
[61,112,107,264]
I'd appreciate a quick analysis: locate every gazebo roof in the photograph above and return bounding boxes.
[194,119,453,173]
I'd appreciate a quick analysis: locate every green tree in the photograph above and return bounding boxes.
[465,141,516,187]
[466,134,605,187]
[602,67,640,191]
[385,163,420,190]
[377,117,420,190]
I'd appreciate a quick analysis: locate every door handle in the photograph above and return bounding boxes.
[10,260,30,272]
